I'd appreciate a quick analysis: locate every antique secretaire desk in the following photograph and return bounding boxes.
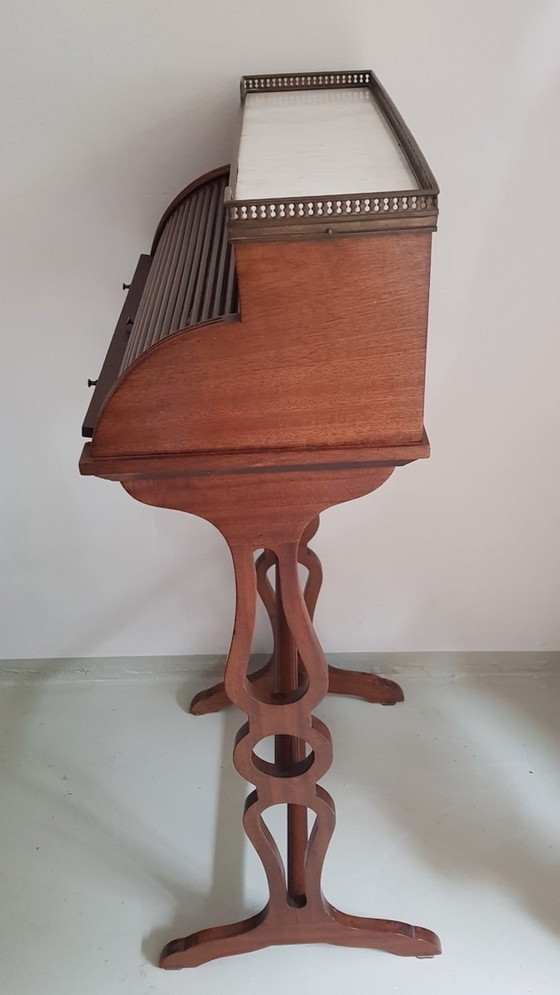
[80,70,441,968]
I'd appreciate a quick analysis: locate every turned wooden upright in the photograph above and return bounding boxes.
[80,69,441,968]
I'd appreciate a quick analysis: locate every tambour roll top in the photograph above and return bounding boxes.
[120,169,238,374]
[81,70,438,477]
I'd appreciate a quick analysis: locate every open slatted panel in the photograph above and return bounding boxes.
[120,173,238,373]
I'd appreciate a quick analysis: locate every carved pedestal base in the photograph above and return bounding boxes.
[123,466,441,969]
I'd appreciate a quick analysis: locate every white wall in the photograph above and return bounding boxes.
[2,0,559,660]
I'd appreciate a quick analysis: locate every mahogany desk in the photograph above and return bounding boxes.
[80,70,441,968]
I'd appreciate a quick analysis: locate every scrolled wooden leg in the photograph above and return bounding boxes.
[297,516,404,705]
[188,547,276,715]
[189,514,403,713]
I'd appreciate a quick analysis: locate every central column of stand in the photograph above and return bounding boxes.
[274,557,307,907]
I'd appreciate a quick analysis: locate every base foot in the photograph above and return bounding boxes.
[190,662,403,714]
[327,665,404,705]
[189,659,274,715]
[160,902,441,969]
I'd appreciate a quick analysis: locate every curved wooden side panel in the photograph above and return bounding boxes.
[91,231,431,459]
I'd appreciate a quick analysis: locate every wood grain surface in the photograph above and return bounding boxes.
[81,144,438,967]
[90,232,432,461]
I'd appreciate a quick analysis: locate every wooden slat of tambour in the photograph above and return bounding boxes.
[131,210,179,359]
[177,183,212,329]
[120,211,177,371]
[166,188,204,337]
[141,200,188,354]
[130,208,182,364]
[187,184,217,325]
[198,180,226,324]
[152,192,198,345]
[80,431,430,477]
[209,185,232,321]
[189,179,222,326]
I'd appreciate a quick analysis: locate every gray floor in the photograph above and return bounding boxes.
[1,656,559,994]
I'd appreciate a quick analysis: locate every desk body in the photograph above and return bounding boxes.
[80,69,440,968]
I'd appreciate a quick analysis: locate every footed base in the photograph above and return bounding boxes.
[160,901,441,969]
[190,661,404,715]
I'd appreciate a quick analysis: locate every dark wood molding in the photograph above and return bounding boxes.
[79,432,430,480]
[82,254,152,439]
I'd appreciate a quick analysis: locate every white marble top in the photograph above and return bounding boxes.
[234,88,418,201]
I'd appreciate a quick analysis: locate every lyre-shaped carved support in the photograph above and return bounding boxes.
[122,467,441,968]
[189,516,403,716]
[161,534,440,967]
